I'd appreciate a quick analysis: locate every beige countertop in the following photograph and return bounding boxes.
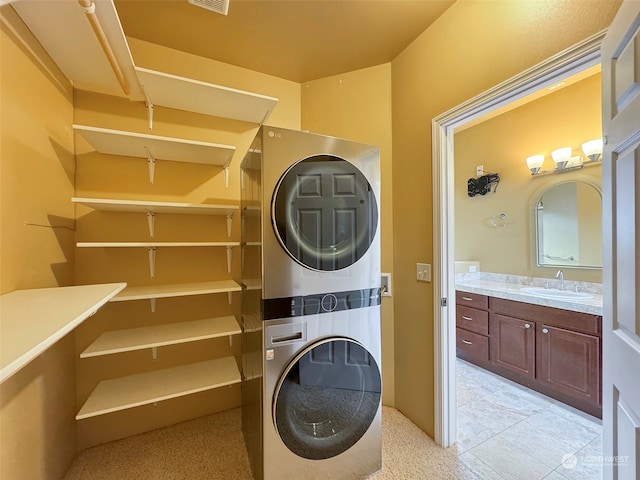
[455,273,603,316]
[0,282,127,383]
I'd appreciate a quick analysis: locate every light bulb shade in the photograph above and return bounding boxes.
[582,138,603,161]
[526,155,545,174]
[551,147,572,169]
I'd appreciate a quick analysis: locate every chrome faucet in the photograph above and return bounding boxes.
[556,269,564,291]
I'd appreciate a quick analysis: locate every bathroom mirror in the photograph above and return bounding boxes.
[535,181,602,269]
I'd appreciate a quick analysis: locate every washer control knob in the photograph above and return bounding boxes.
[321,294,338,312]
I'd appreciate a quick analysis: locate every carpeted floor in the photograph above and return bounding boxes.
[63,406,481,480]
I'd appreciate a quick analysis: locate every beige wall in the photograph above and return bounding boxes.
[454,74,603,283]
[391,0,620,436]
[74,38,301,449]
[0,6,77,480]
[301,63,395,406]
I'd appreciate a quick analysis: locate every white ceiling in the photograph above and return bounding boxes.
[114,0,456,83]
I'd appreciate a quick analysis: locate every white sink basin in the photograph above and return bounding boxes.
[520,287,593,301]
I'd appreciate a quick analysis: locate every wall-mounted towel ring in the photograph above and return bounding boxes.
[488,213,513,228]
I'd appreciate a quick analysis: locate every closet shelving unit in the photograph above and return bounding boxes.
[73,125,236,185]
[72,197,239,238]
[0,283,126,383]
[75,356,241,420]
[10,0,279,422]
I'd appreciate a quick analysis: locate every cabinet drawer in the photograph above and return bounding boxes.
[456,328,489,362]
[490,297,600,335]
[456,291,488,310]
[456,306,489,335]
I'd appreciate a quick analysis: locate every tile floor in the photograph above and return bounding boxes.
[456,358,603,480]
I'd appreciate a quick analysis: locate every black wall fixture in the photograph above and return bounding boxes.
[467,173,500,197]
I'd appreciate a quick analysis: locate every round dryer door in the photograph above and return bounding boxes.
[272,155,378,271]
[273,338,381,460]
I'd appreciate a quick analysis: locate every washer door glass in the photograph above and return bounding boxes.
[272,155,378,271]
[273,338,381,460]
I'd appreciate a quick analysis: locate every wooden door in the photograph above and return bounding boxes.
[601,2,640,478]
[490,314,535,378]
[536,325,600,406]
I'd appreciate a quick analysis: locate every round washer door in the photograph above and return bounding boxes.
[272,155,378,271]
[273,338,381,460]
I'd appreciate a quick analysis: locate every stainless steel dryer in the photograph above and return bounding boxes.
[257,126,380,299]
[240,127,382,479]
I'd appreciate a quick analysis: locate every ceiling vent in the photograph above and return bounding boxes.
[187,0,229,16]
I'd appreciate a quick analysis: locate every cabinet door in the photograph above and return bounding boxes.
[490,314,535,378]
[537,324,600,406]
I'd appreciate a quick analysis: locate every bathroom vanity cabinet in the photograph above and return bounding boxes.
[456,292,602,418]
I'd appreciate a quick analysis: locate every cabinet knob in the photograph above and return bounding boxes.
[542,328,549,334]
[525,323,531,329]
[462,339,473,345]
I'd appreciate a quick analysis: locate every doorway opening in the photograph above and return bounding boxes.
[432,30,607,478]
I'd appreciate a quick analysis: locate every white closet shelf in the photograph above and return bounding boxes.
[73,124,235,166]
[76,242,240,248]
[72,197,238,216]
[76,356,241,419]
[81,316,240,358]
[111,280,241,302]
[136,67,278,124]
[0,283,126,383]
[11,0,141,99]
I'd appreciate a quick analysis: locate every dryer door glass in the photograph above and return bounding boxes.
[273,338,381,460]
[272,155,378,271]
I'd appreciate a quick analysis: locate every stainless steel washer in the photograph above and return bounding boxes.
[240,127,382,479]
[262,304,382,479]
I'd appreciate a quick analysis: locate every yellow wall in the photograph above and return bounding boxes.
[0,6,77,480]
[74,38,301,449]
[301,63,395,406]
[454,74,603,283]
[391,0,620,436]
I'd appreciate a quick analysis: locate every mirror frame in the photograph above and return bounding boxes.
[529,175,602,270]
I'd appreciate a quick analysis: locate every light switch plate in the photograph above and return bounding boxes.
[416,263,431,282]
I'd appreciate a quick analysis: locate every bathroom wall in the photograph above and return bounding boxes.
[301,63,395,406]
[454,73,603,283]
[0,6,77,480]
[391,0,620,436]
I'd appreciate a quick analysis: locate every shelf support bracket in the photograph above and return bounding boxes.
[150,297,157,313]
[152,346,158,361]
[226,246,233,273]
[223,164,230,189]
[147,212,155,238]
[148,247,157,278]
[229,335,233,348]
[226,214,233,238]
[143,86,154,130]
[228,291,233,305]
[145,147,156,184]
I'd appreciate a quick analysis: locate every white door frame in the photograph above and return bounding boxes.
[432,31,606,447]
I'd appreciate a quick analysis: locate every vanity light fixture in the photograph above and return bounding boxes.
[551,147,572,169]
[525,138,603,177]
[582,138,603,162]
[526,155,545,174]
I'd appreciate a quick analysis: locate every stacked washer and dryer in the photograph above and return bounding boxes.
[240,126,382,480]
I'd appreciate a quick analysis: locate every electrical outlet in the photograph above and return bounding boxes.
[476,164,484,176]
[416,263,431,282]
